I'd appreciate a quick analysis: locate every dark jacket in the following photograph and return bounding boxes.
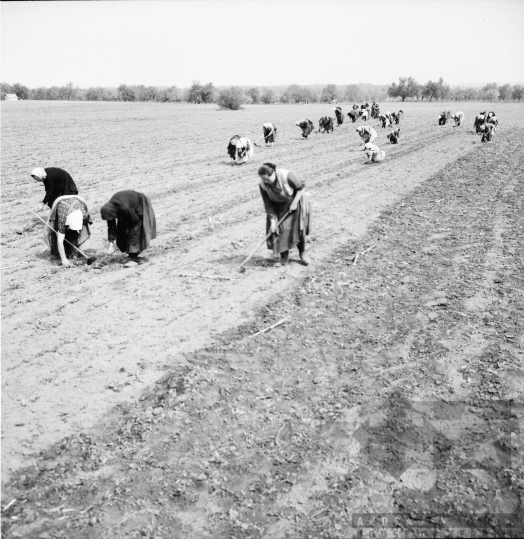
[42,168,78,207]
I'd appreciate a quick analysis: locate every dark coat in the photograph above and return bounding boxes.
[319,117,334,133]
[101,190,157,254]
[42,168,78,208]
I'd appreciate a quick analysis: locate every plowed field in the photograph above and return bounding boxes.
[1,100,521,500]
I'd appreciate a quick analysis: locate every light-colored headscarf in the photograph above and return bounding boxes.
[66,210,84,231]
[31,167,46,179]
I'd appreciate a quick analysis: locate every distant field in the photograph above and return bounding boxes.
[1,100,522,480]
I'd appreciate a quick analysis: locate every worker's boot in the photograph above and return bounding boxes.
[280,251,290,266]
[298,243,310,266]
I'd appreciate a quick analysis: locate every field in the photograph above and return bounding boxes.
[1,101,523,538]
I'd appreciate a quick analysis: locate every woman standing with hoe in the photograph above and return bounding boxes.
[258,163,311,266]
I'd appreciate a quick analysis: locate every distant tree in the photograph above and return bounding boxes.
[481,82,499,101]
[279,93,288,104]
[283,84,304,103]
[187,80,204,103]
[58,82,77,101]
[463,87,479,101]
[11,82,30,100]
[117,84,135,102]
[30,87,47,100]
[85,87,102,101]
[46,86,61,100]
[158,86,181,102]
[217,86,244,110]
[260,88,275,104]
[246,87,260,104]
[388,77,420,102]
[144,86,159,102]
[344,84,363,102]
[1,82,13,99]
[498,84,513,101]
[186,80,214,103]
[422,80,438,101]
[320,84,338,103]
[512,84,524,101]
[201,82,215,103]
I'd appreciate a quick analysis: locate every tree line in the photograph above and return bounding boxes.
[2,79,522,109]
[387,77,523,102]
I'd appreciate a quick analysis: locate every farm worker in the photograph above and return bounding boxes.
[100,190,157,268]
[333,107,343,126]
[263,123,277,145]
[451,112,464,127]
[31,167,78,211]
[295,119,315,139]
[474,112,486,133]
[227,135,254,164]
[43,195,91,267]
[356,125,377,146]
[361,110,370,122]
[387,129,400,144]
[478,122,496,143]
[378,114,390,128]
[258,163,312,266]
[371,102,380,119]
[487,113,498,127]
[364,143,386,163]
[347,110,361,123]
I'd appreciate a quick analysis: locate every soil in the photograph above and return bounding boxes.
[1,101,523,538]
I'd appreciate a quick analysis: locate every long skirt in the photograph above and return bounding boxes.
[336,114,343,126]
[49,212,90,258]
[367,150,386,163]
[266,198,311,255]
[263,126,277,143]
[235,145,254,164]
[115,193,157,254]
[50,220,79,257]
[301,124,314,138]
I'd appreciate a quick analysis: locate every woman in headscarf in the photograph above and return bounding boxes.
[43,195,91,267]
[356,125,377,146]
[100,190,157,268]
[333,107,343,126]
[227,135,254,164]
[478,122,496,143]
[263,123,277,145]
[258,163,311,266]
[295,119,315,139]
[451,111,464,127]
[31,167,78,211]
[364,143,386,164]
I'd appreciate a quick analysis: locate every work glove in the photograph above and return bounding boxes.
[107,242,115,255]
[270,219,278,234]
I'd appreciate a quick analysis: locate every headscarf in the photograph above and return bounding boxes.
[101,199,140,227]
[31,167,46,179]
[66,210,84,232]
[100,201,119,220]
[258,163,276,177]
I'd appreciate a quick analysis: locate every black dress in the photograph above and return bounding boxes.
[100,190,157,256]
[42,168,78,208]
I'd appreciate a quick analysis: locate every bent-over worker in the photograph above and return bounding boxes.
[43,195,91,267]
[101,190,157,268]
[31,167,78,212]
[258,163,312,266]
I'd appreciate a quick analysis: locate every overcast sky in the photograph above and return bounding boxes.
[2,0,523,88]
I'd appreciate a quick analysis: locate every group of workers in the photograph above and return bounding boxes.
[30,167,156,268]
[32,102,500,268]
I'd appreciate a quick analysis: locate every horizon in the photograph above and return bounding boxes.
[2,0,523,88]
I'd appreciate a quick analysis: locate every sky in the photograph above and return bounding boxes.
[1,0,524,89]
